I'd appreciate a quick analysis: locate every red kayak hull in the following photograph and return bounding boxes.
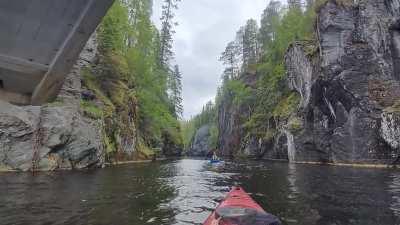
[203,187,265,225]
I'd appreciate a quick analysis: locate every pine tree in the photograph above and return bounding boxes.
[159,0,181,68]
[170,65,183,118]
[242,19,259,67]
[306,0,314,8]
[220,41,241,79]
[259,0,281,46]
[288,0,302,9]
[235,26,245,62]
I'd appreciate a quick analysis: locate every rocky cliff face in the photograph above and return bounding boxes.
[280,0,400,164]
[218,0,400,165]
[217,73,258,158]
[187,125,211,157]
[0,33,141,172]
[217,97,243,157]
[0,35,104,171]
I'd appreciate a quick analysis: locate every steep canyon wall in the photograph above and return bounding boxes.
[217,0,400,165]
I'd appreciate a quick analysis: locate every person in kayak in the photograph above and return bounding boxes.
[212,151,219,161]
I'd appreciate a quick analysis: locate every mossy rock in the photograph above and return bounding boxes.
[137,142,155,160]
[46,99,64,107]
[0,164,14,172]
[80,49,141,162]
[291,40,318,57]
[384,100,400,114]
[107,80,131,107]
[103,132,117,154]
[106,52,129,80]
[82,68,115,108]
[80,100,103,119]
[273,92,301,120]
[287,115,304,133]
[264,129,277,142]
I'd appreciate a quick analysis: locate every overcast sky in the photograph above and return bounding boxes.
[152,0,283,119]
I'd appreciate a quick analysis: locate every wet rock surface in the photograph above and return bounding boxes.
[187,125,211,157]
[217,0,400,165]
[280,0,400,164]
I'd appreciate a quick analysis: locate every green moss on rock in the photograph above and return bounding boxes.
[287,115,303,133]
[80,100,103,119]
[273,92,301,120]
[137,141,155,159]
[384,100,400,114]
[82,67,115,113]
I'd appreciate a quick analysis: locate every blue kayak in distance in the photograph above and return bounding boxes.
[209,159,223,164]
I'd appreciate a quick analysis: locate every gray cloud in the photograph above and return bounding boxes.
[152,0,273,119]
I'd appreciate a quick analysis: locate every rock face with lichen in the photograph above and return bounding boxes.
[280,0,400,164]
[218,0,400,165]
[0,32,142,172]
[217,72,258,158]
[187,125,211,157]
[0,35,105,171]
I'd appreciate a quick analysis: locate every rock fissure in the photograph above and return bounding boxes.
[213,0,400,165]
[31,108,44,172]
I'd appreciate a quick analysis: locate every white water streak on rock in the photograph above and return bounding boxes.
[381,112,400,149]
[284,129,296,162]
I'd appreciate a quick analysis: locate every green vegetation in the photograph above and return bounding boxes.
[92,0,327,157]
[225,1,315,137]
[272,93,301,120]
[186,0,321,152]
[287,115,304,133]
[82,0,184,160]
[80,100,103,119]
[224,80,254,106]
[181,101,218,151]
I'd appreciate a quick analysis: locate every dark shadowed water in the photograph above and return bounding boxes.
[1,159,400,225]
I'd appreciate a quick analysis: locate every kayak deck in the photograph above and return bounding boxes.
[203,187,266,225]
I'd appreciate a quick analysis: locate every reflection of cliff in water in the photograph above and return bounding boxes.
[285,163,321,225]
[294,166,400,225]
[88,163,178,225]
[389,173,400,218]
[2,160,400,225]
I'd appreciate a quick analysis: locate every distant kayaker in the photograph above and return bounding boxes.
[212,152,219,161]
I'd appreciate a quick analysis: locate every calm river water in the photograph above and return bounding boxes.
[1,159,400,225]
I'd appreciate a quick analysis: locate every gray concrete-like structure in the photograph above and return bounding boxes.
[0,0,114,105]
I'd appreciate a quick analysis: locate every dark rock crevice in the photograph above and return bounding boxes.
[217,0,400,165]
[282,0,400,164]
[390,20,400,80]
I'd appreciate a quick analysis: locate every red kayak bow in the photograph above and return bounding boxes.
[203,187,281,225]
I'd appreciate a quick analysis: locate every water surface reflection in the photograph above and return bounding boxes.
[1,159,400,225]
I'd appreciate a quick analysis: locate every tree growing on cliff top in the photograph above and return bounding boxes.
[159,0,181,67]
[259,0,281,47]
[220,20,260,80]
[98,1,130,53]
[220,41,241,80]
[243,19,260,67]
[98,0,183,153]
[288,0,302,9]
[159,0,184,120]
[170,65,183,118]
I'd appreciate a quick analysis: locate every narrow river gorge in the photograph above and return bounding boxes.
[2,159,400,225]
[2,1,400,225]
